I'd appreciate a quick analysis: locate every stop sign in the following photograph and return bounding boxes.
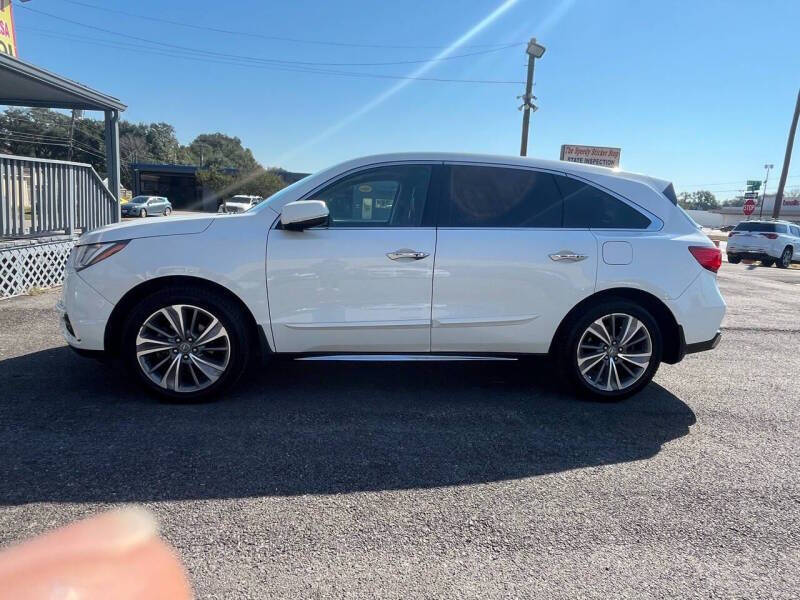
[743,199,756,216]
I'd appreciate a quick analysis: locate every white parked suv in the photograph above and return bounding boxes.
[726,220,800,268]
[218,195,263,214]
[58,153,725,402]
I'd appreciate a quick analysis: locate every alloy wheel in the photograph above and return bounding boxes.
[781,248,792,267]
[576,313,653,392]
[136,304,231,393]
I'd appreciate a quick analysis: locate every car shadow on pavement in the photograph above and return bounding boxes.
[0,347,696,505]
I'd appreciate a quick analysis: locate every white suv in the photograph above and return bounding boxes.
[726,220,800,268]
[58,153,725,402]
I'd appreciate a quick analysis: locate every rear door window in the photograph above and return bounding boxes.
[556,176,651,229]
[440,165,562,228]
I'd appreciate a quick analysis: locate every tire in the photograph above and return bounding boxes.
[777,246,792,269]
[727,255,741,264]
[164,207,172,217]
[555,299,663,402]
[121,285,253,402]
[761,258,774,267]
[139,209,147,218]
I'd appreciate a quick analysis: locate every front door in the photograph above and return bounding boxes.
[266,163,438,353]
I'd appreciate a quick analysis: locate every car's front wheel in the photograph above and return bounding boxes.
[557,300,662,401]
[122,286,252,401]
[163,207,172,217]
[139,208,147,218]
[727,254,741,264]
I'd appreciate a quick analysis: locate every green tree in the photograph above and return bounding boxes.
[196,167,285,202]
[188,133,258,170]
[678,190,719,211]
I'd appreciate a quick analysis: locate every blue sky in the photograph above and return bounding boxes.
[10,0,800,199]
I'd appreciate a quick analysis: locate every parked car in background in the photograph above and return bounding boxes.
[218,195,263,214]
[726,220,800,267]
[59,153,725,403]
[121,196,172,218]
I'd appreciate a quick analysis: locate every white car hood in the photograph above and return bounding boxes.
[78,215,215,245]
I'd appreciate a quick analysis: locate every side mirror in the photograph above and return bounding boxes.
[281,200,329,231]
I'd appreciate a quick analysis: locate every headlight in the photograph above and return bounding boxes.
[72,241,129,271]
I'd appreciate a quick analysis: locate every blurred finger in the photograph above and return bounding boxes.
[0,507,192,599]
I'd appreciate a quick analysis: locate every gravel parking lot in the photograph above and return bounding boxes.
[0,263,798,598]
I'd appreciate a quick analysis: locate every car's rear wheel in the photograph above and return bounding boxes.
[139,208,147,218]
[727,254,741,264]
[122,286,252,402]
[556,300,662,401]
[761,258,774,267]
[777,246,792,268]
[163,207,172,217]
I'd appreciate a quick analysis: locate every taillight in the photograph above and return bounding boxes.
[760,233,778,239]
[689,246,722,273]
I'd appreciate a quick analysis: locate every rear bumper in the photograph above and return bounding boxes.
[727,243,780,259]
[727,250,776,261]
[673,328,722,363]
[685,329,722,354]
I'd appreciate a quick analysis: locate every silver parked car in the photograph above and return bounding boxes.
[121,196,172,218]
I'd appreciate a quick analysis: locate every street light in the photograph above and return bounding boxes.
[759,163,774,218]
[519,37,545,156]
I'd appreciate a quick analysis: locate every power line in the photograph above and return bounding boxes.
[55,0,522,50]
[20,28,526,84]
[18,6,523,69]
[0,135,106,159]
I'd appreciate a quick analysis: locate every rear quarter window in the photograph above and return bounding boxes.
[556,176,651,229]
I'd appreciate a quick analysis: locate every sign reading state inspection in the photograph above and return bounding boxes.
[560,144,621,168]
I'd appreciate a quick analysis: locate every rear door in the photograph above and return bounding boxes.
[431,163,597,354]
[267,163,438,353]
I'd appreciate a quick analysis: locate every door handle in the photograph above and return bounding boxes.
[387,249,430,261]
[549,251,588,262]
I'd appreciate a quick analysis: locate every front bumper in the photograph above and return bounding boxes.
[58,268,115,351]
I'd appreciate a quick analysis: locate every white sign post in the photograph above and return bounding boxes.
[560,145,621,168]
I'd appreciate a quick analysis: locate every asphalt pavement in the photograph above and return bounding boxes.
[0,263,798,598]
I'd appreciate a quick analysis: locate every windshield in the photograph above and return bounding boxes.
[734,222,782,232]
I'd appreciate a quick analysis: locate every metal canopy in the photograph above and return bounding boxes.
[0,53,126,111]
[0,54,125,213]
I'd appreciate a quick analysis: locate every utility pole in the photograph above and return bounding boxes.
[67,109,76,162]
[758,164,773,219]
[519,37,545,157]
[772,88,800,220]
